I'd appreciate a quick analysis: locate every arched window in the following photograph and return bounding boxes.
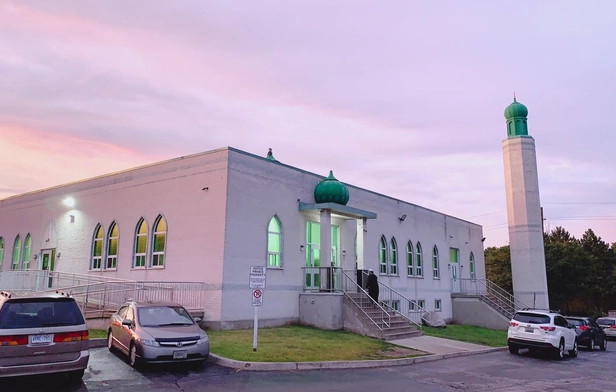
[406,241,414,277]
[151,215,167,268]
[0,237,4,269]
[267,216,282,268]
[470,252,476,279]
[415,242,423,277]
[91,224,104,270]
[11,235,21,270]
[134,218,148,268]
[106,222,119,269]
[22,234,32,269]
[389,237,398,275]
[432,245,440,279]
[378,236,387,274]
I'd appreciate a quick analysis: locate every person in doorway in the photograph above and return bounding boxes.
[366,269,379,306]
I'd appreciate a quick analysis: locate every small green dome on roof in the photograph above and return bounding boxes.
[504,96,528,120]
[266,148,279,162]
[314,171,349,205]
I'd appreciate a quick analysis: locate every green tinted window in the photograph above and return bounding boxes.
[153,233,166,252]
[12,236,21,269]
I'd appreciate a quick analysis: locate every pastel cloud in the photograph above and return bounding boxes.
[0,0,615,246]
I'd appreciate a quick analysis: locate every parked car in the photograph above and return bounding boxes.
[596,317,616,341]
[107,301,209,367]
[0,290,90,382]
[507,309,578,360]
[565,316,607,351]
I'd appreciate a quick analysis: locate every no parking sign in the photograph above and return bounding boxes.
[252,289,263,307]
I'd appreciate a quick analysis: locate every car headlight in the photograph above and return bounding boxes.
[196,336,209,346]
[138,339,160,347]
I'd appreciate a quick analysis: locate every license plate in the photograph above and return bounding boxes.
[525,328,534,333]
[173,350,187,359]
[30,334,53,344]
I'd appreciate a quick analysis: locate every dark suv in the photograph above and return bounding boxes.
[0,291,90,382]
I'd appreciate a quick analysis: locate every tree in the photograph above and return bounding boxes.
[484,245,512,293]
[580,229,616,311]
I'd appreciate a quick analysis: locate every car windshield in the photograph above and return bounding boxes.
[137,306,194,327]
[566,318,584,326]
[597,318,616,326]
[513,312,551,324]
[0,298,85,329]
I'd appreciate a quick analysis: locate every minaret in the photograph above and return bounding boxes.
[502,96,550,310]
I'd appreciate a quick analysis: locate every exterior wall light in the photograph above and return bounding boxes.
[300,245,305,251]
[63,197,76,207]
[399,214,407,222]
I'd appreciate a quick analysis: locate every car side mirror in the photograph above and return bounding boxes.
[193,317,202,323]
[122,319,133,327]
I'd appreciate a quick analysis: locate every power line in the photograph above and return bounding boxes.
[463,210,506,219]
[543,202,616,205]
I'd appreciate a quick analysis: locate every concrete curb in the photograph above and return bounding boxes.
[90,337,508,371]
[207,347,508,371]
[90,338,108,349]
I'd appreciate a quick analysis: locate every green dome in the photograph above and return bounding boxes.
[314,171,349,205]
[504,97,528,120]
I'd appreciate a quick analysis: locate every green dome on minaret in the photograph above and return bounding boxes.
[504,95,529,137]
[314,171,349,205]
[504,97,528,120]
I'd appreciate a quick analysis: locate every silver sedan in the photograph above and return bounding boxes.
[107,301,209,367]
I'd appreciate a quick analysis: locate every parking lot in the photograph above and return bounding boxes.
[3,344,616,392]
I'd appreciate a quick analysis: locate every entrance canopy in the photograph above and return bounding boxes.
[298,202,377,220]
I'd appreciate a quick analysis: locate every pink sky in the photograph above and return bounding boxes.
[1,1,615,247]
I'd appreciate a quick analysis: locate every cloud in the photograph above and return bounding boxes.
[1,0,615,247]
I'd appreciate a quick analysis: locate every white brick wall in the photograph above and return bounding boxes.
[0,146,486,326]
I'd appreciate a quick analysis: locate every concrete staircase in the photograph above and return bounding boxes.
[480,292,516,320]
[345,292,423,341]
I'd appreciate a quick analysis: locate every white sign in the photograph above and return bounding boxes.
[249,266,266,289]
[252,289,263,307]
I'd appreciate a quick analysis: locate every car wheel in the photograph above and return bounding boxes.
[589,337,595,351]
[65,369,85,385]
[508,344,519,355]
[555,339,565,360]
[129,342,139,367]
[569,340,578,357]
[107,330,115,352]
[600,338,607,351]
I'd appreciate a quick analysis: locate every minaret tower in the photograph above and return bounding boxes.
[502,95,550,309]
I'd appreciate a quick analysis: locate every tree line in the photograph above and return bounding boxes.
[485,227,616,317]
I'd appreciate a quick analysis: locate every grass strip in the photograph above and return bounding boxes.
[208,325,425,362]
[422,325,507,347]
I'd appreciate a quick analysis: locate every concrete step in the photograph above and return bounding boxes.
[383,329,424,340]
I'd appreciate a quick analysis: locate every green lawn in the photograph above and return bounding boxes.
[89,329,107,339]
[207,325,425,362]
[422,325,507,347]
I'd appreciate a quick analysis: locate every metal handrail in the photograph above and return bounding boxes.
[458,278,530,318]
[301,267,343,292]
[0,270,207,315]
[360,271,426,329]
[341,270,391,336]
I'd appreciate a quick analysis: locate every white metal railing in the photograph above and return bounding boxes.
[458,278,530,318]
[134,282,206,312]
[341,270,391,336]
[301,267,343,292]
[360,271,426,329]
[0,270,206,315]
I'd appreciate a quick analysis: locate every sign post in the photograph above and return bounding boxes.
[249,266,266,352]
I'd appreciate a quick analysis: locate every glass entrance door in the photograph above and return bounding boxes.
[449,248,460,293]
